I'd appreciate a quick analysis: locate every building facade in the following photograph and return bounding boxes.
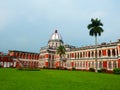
[39,30,120,71]
[0,50,39,68]
[0,30,120,71]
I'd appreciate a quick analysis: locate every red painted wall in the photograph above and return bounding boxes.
[102,50,106,56]
[118,59,120,68]
[71,62,74,67]
[71,53,74,58]
[45,54,49,58]
[45,62,48,67]
[103,61,107,68]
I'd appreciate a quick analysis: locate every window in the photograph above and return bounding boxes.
[116,49,118,56]
[92,51,94,57]
[67,54,69,58]
[99,62,102,68]
[88,62,90,68]
[83,52,85,57]
[92,62,94,68]
[77,53,79,58]
[80,52,82,58]
[75,62,79,67]
[56,43,57,47]
[108,49,111,57]
[113,61,117,68]
[108,61,112,69]
[88,51,90,57]
[67,62,71,67]
[99,50,101,57]
[83,62,85,68]
[75,53,76,59]
[80,62,82,68]
[112,49,116,56]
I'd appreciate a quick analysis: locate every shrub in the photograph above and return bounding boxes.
[101,68,107,73]
[89,68,95,72]
[43,66,48,69]
[98,68,107,73]
[43,66,46,69]
[64,67,67,70]
[98,69,102,73]
[56,66,60,70]
[10,65,13,68]
[0,64,3,68]
[113,68,120,74]
[72,67,76,71]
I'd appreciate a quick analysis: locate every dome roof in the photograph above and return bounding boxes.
[50,30,62,40]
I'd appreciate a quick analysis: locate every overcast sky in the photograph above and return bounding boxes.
[0,0,120,53]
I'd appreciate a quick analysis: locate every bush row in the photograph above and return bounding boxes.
[18,67,40,71]
[89,68,107,73]
[42,66,120,74]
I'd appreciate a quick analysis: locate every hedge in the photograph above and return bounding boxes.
[113,68,120,74]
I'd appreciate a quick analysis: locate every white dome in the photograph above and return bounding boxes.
[50,30,62,40]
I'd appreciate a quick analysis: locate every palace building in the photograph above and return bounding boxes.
[0,30,120,71]
[39,30,120,71]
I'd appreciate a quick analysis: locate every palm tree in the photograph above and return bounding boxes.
[87,18,104,72]
[56,45,66,69]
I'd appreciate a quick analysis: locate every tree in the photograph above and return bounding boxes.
[87,18,104,72]
[56,45,66,69]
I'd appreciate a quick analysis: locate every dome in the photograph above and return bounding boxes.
[50,30,62,40]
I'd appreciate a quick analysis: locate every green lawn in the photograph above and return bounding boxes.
[0,68,120,90]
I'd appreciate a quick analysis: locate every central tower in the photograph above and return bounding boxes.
[39,30,64,68]
[48,30,64,48]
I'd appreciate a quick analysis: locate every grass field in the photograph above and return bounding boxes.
[0,68,120,90]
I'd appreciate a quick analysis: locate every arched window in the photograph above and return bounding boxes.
[88,51,90,57]
[49,54,51,59]
[67,54,69,58]
[88,62,90,68]
[70,53,72,58]
[108,49,111,57]
[99,50,101,57]
[92,62,94,68]
[52,55,54,60]
[75,53,76,59]
[77,53,79,59]
[92,51,94,57]
[99,61,102,68]
[112,49,116,56]
[80,62,82,68]
[76,62,79,67]
[80,52,82,58]
[108,61,112,69]
[116,49,118,56]
[56,43,57,47]
[113,61,117,68]
[86,52,87,57]
[83,62,85,68]
[83,52,85,57]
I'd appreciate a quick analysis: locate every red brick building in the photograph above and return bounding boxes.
[0,50,39,68]
[0,30,120,71]
[39,30,120,71]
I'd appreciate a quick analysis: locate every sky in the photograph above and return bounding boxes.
[0,0,120,53]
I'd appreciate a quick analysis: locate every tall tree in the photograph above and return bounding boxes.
[57,45,66,69]
[87,18,104,72]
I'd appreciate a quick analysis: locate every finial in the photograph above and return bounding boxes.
[55,30,57,33]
